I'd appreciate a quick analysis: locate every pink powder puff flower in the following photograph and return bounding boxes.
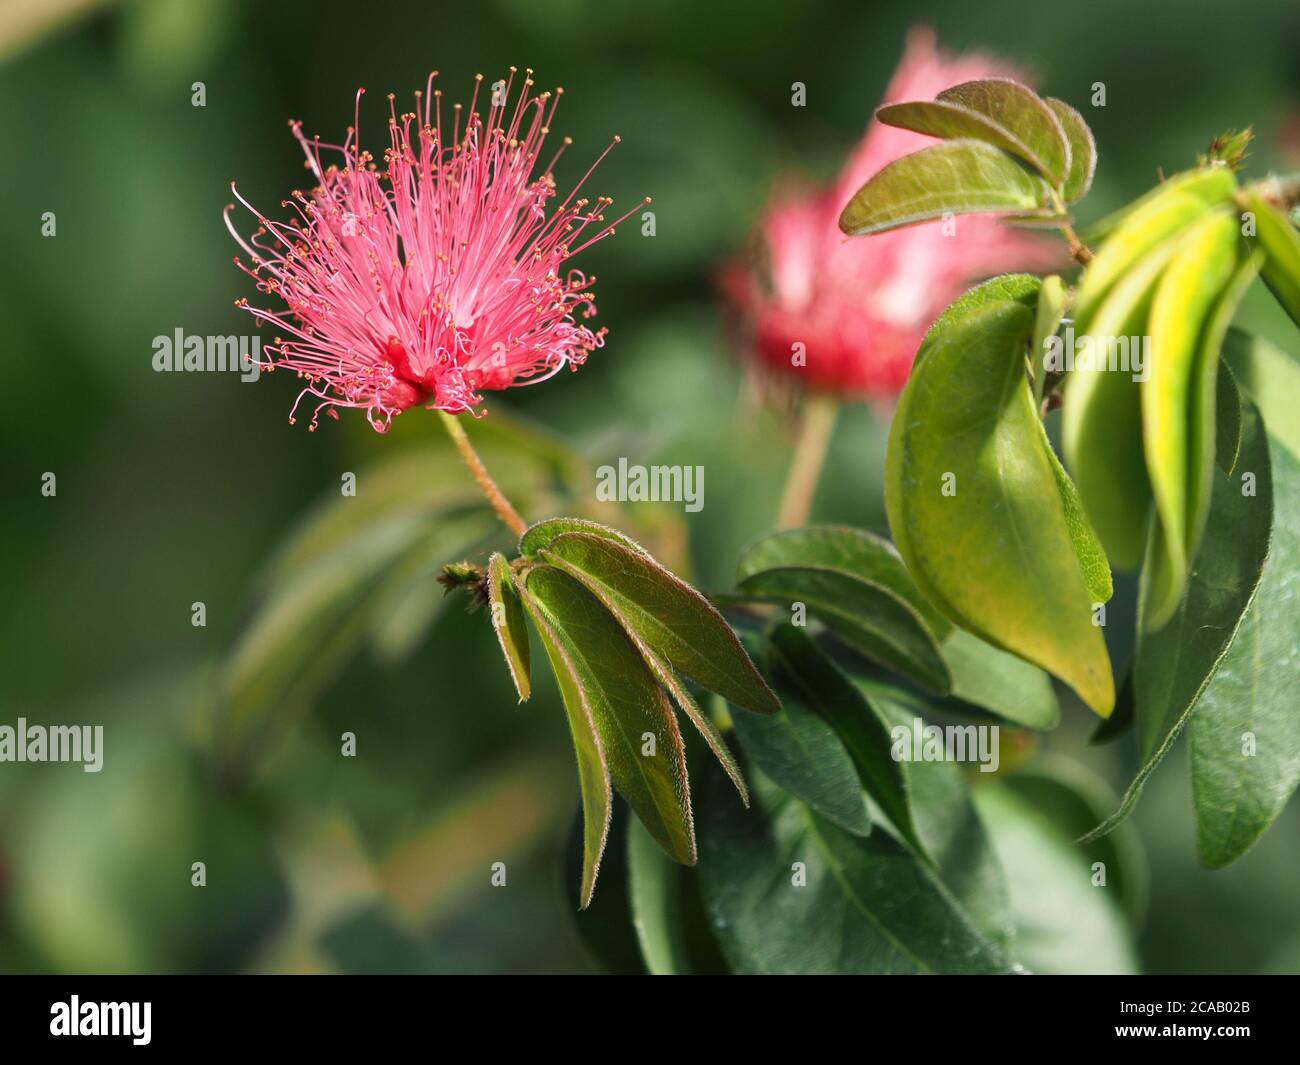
[721,28,1062,400]
[226,68,645,431]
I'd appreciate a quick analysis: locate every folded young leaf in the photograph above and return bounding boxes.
[936,79,1071,187]
[524,565,697,868]
[838,139,1046,237]
[1044,98,1096,204]
[1244,189,1300,329]
[519,516,646,559]
[513,569,613,908]
[1142,209,1243,629]
[1081,402,1273,843]
[886,274,1114,716]
[539,531,780,715]
[486,553,530,702]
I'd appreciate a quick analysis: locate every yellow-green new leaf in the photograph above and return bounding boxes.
[886,275,1114,716]
[1244,189,1300,329]
[1142,209,1243,629]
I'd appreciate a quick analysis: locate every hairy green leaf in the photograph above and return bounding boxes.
[1045,97,1096,203]
[540,531,780,715]
[838,140,1046,236]
[486,553,530,701]
[936,79,1071,186]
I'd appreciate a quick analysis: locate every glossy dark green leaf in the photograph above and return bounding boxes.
[838,140,1046,237]
[936,79,1070,186]
[486,553,530,702]
[566,806,645,972]
[768,624,923,852]
[1045,97,1096,203]
[876,97,1064,184]
[1082,402,1273,843]
[1190,429,1300,866]
[524,565,696,868]
[886,274,1114,716]
[1142,209,1244,629]
[539,531,780,716]
[729,652,872,836]
[697,762,1015,974]
[513,569,612,908]
[1244,189,1300,329]
[736,526,951,694]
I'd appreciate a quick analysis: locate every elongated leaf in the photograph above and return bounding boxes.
[524,565,696,867]
[1244,189,1300,329]
[938,628,1061,730]
[566,807,645,972]
[539,532,780,715]
[767,625,924,853]
[697,762,1015,974]
[838,139,1046,236]
[729,644,872,836]
[936,79,1070,186]
[1032,274,1067,410]
[886,274,1114,716]
[1143,213,1244,627]
[876,97,1064,183]
[736,526,951,694]
[1190,429,1300,866]
[1063,235,1178,569]
[486,553,530,701]
[1045,97,1096,203]
[512,570,612,908]
[1074,165,1237,325]
[1038,415,1113,603]
[1082,402,1272,842]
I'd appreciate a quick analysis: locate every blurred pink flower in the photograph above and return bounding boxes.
[721,28,1061,399]
[227,69,642,431]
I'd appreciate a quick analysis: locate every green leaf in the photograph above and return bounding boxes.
[876,95,1065,185]
[886,274,1114,716]
[512,569,613,908]
[936,79,1070,186]
[1190,429,1300,866]
[768,625,924,852]
[566,807,645,972]
[524,565,696,868]
[729,651,873,836]
[837,140,1046,237]
[1082,402,1273,843]
[736,526,952,694]
[486,553,530,702]
[538,531,780,716]
[1244,189,1300,329]
[1045,97,1096,203]
[974,779,1138,974]
[697,763,1015,974]
[937,628,1061,730]
[1142,209,1246,629]
[1222,327,1300,460]
[519,516,646,560]
[1031,274,1067,410]
[1074,165,1237,326]
[1216,361,1244,475]
[1038,414,1113,604]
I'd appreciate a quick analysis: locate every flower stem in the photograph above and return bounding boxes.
[438,411,528,537]
[777,393,839,529]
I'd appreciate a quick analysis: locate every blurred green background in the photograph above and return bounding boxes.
[2,0,1299,974]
